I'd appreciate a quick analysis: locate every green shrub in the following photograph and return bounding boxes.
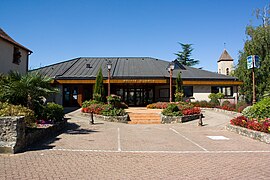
[208,93,223,106]
[208,93,220,106]
[176,102,194,110]
[82,100,103,108]
[106,94,128,108]
[102,107,126,116]
[162,103,182,116]
[0,102,35,127]
[43,102,64,123]
[191,100,213,108]
[93,93,102,102]
[242,97,270,120]
[174,92,184,102]
[236,101,248,113]
[222,100,231,107]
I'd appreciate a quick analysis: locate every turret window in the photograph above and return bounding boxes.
[226,68,229,75]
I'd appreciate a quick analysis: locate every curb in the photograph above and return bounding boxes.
[226,124,270,144]
[201,108,242,117]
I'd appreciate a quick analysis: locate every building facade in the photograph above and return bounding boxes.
[33,56,242,107]
[0,28,32,74]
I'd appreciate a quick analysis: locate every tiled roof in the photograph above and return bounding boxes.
[218,49,233,62]
[32,57,238,81]
[0,28,32,52]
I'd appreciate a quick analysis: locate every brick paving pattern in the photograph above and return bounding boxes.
[1,109,270,179]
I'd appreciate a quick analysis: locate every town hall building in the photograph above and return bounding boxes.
[32,50,241,107]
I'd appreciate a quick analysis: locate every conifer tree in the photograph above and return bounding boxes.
[175,43,199,66]
[93,68,104,101]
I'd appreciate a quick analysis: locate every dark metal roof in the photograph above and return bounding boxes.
[31,57,238,81]
[0,28,32,53]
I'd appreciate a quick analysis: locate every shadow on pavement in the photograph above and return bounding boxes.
[26,120,99,152]
[64,107,80,114]
[65,122,99,134]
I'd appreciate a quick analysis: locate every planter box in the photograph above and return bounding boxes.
[0,116,67,154]
[161,114,201,124]
[82,113,129,123]
[226,124,270,144]
[25,120,67,147]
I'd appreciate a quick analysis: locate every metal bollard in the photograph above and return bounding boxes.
[90,111,94,124]
[198,113,203,126]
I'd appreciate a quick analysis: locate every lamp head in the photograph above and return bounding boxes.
[107,60,112,70]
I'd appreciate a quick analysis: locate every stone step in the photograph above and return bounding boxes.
[128,112,161,124]
[128,120,161,124]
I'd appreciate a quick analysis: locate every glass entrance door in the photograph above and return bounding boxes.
[116,87,154,106]
[63,85,80,107]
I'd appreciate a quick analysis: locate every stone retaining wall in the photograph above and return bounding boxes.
[81,113,129,123]
[226,124,270,144]
[161,114,201,124]
[0,116,66,154]
[0,116,25,153]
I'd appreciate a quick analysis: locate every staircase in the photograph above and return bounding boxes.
[126,108,162,124]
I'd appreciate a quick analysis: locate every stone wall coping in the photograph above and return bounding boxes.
[201,108,242,116]
[161,113,201,124]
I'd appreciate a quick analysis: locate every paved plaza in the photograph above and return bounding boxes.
[1,109,270,179]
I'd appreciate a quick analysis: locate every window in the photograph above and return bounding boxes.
[218,69,221,74]
[226,68,230,75]
[13,47,21,64]
[211,86,233,97]
[183,86,193,97]
[159,88,169,98]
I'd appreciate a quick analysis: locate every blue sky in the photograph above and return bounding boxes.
[1,0,269,72]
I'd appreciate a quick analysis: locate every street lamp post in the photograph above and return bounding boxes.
[107,60,112,97]
[167,62,175,103]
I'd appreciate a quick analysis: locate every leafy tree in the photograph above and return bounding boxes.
[234,5,270,102]
[0,71,58,110]
[93,68,104,101]
[175,43,199,66]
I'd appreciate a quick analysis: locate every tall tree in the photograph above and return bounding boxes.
[175,43,199,66]
[93,68,104,101]
[174,71,183,102]
[175,71,183,93]
[234,5,270,102]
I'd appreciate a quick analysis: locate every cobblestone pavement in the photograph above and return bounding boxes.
[1,109,270,179]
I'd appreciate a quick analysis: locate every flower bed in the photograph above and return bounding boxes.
[191,100,249,113]
[81,96,127,123]
[160,103,201,123]
[230,116,270,134]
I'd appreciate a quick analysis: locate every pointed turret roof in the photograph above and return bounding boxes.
[218,49,233,62]
[0,28,32,52]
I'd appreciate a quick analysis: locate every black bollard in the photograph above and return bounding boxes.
[198,113,203,126]
[90,111,94,124]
